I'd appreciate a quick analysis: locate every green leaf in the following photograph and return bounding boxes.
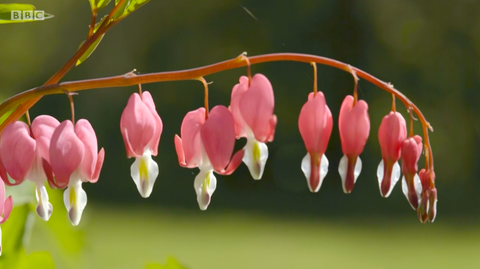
[75,15,108,66]
[1,204,31,255]
[113,0,150,20]
[0,4,54,24]
[89,0,112,12]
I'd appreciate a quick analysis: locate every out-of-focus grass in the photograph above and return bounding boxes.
[29,207,480,269]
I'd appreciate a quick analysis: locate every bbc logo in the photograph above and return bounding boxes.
[10,10,45,21]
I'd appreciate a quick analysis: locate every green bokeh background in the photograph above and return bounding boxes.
[0,0,479,268]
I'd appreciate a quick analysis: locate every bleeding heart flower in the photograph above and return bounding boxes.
[298,92,333,193]
[0,115,59,221]
[46,119,105,226]
[400,135,423,209]
[377,111,406,197]
[120,91,163,198]
[175,106,244,210]
[229,74,277,180]
[0,179,13,255]
[417,169,437,223]
[337,95,370,193]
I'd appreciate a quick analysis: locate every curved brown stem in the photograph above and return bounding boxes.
[0,52,434,170]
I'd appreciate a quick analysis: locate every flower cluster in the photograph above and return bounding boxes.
[0,71,437,254]
[297,89,437,222]
[0,116,104,227]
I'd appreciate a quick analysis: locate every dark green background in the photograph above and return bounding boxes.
[1,0,478,221]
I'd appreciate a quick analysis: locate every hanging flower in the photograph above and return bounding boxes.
[400,135,423,209]
[0,179,13,256]
[0,115,59,221]
[337,95,370,193]
[377,111,406,197]
[46,119,105,226]
[120,91,163,198]
[229,74,277,180]
[298,92,333,192]
[175,106,244,210]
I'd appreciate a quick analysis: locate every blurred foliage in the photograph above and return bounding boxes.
[146,257,186,269]
[0,0,479,268]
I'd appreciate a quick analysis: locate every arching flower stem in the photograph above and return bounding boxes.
[0,53,435,171]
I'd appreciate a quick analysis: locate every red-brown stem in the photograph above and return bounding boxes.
[241,53,252,87]
[347,65,359,106]
[197,77,209,119]
[391,94,396,112]
[138,84,143,95]
[25,110,31,126]
[310,62,317,96]
[88,10,97,38]
[3,0,129,135]
[0,53,434,170]
[64,90,75,123]
[409,109,414,137]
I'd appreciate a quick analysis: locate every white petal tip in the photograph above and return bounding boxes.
[243,139,268,180]
[301,153,328,193]
[194,170,216,211]
[36,202,53,221]
[131,153,159,198]
[377,160,401,198]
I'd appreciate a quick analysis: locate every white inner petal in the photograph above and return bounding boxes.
[301,153,328,193]
[35,184,53,221]
[130,149,159,198]
[242,137,269,180]
[194,169,217,210]
[63,178,87,226]
[376,160,384,194]
[338,155,362,194]
[377,160,401,197]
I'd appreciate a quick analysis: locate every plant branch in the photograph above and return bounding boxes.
[0,52,434,170]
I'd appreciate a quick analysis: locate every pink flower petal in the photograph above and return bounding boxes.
[0,180,5,213]
[140,91,163,156]
[50,120,84,188]
[31,115,60,163]
[222,149,245,175]
[177,108,205,167]
[120,93,156,158]
[90,148,105,183]
[0,121,35,184]
[338,95,370,156]
[0,196,13,224]
[174,135,187,167]
[201,106,236,173]
[298,92,333,154]
[378,111,406,161]
[239,74,276,142]
[75,119,99,181]
[229,76,249,138]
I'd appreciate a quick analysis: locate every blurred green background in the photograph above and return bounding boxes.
[1,0,479,268]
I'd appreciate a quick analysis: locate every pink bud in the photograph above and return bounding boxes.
[120,91,163,158]
[338,95,370,193]
[400,135,423,209]
[417,169,437,223]
[377,111,406,197]
[298,92,333,192]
